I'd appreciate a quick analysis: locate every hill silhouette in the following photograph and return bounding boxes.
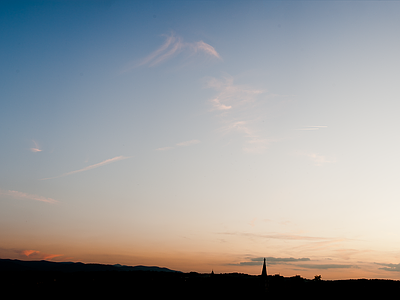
[1,258,400,299]
[0,258,180,273]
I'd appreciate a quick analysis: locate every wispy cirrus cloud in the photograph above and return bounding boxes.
[176,139,200,147]
[139,33,177,66]
[30,140,42,152]
[220,231,350,253]
[41,156,130,180]
[207,76,263,112]
[190,41,220,58]
[156,139,200,151]
[0,189,58,204]
[156,146,174,151]
[206,76,274,154]
[134,32,221,68]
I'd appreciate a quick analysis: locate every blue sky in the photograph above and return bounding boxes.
[1,0,400,279]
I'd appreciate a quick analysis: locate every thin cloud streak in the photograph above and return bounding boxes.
[22,249,63,260]
[156,147,174,151]
[41,156,130,180]
[156,139,200,151]
[220,231,333,241]
[139,34,176,66]
[297,264,355,270]
[231,257,311,266]
[149,36,184,66]
[192,41,221,59]
[22,250,40,257]
[138,32,221,68]
[176,139,200,147]
[376,263,400,272]
[0,189,58,204]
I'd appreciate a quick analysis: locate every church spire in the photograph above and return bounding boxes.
[261,257,267,277]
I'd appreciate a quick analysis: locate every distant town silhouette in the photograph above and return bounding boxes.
[1,258,399,298]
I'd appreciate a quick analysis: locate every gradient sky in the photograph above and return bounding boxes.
[2,0,400,280]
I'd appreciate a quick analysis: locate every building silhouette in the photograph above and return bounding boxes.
[261,258,267,277]
[261,257,269,295]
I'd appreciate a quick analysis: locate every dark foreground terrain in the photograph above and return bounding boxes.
[1,259,399,299]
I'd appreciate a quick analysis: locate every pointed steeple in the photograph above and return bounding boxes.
[261,257,267,277]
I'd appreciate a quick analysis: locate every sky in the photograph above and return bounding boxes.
[1,0,400,280]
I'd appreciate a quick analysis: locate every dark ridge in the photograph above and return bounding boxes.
[1,259,400,298]
[0,258,181,273]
